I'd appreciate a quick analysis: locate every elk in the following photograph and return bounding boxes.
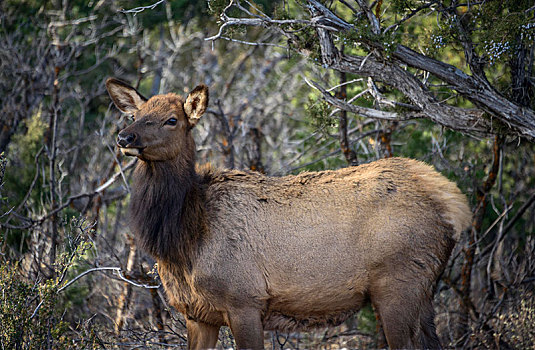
[106,78,471,349]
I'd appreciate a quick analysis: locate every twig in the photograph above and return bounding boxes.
[304,77,421,121]
[459,135,504,332]
[288,128,382,172]
[0,159,136,229]
[205,12,345,43]
[499,191,535,240]
[337,0,360,15]
[58,266,160,293]
[120,0,165,15]
[329,89,371,117]
[210,35,287,49]
[48,15,98,28]
[207,100,235,169]
[354,0,380,34]
[105,143,131,193]
[367,77,421,111]
[384,1,439,34]
[31,266,160,320]
[325,78,364,92]
[336,65,358,166]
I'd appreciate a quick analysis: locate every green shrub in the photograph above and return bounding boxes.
[0,217,102,349]
[0,262,70,349]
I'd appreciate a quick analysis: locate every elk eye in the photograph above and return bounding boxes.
[165,118,177,126]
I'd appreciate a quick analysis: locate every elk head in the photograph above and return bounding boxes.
[106,78,209,162]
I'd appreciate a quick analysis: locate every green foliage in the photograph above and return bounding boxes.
[4,110,46,205]
[349,16,401,58]
[305,97,337,138]
[2,112,48,254]
[475,0,535,62]
[0,262,99,349]
[1,151,100,347]
[0,217,100,349]
[356,304,376,335]
[0,262,65,349]
[292,25,323,61]
[391,0,418,14]
[398,124,433,159]
[410,0,535,77]
[207,0,229,15]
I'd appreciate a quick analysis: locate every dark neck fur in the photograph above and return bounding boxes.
[129,157,206,264]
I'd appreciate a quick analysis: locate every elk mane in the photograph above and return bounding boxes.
[129,159,210,265]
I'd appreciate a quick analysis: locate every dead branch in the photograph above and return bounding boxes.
[120,0,166,15]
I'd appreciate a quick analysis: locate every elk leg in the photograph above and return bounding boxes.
[414,299,442,349]
[373,300,415,349]
[370,280,420,349]
[227,308,264,350]
[186,318,219,350]
[373,291,442,350]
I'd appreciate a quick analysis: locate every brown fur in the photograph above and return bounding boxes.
[106,78,472,350]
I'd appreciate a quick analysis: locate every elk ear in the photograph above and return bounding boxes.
[184,85,209,127]
[106,78,147,115]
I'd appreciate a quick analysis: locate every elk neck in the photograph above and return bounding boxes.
[129,150,207,265]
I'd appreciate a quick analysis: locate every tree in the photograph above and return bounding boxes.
[207,0,535,139]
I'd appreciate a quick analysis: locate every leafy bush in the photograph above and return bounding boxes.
[0,218,102,349]
[0,262,68,349]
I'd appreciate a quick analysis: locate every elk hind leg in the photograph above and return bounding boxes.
[373,292,442,350]
[376,302,416,349]
[370,280,423,349]
[415,299,442,349]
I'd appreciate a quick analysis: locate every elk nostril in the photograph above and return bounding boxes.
[117,133,136,147]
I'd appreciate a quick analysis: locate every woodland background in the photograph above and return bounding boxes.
[0,0,534,348]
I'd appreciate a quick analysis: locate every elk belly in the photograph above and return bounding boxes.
[263,310,358,332]
[262,289,368,332]
[259,230,370,332]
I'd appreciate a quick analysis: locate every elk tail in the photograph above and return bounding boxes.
[413,161,472,241]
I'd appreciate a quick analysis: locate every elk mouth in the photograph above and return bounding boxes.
[119,147,144,157]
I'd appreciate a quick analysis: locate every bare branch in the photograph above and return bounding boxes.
[209,35,287,49]
[59,267,160,293]
[392,45,535,138]
[499,191,535,240]
[120,0,165,15]
[384,1,439,34]
[305,77,424,121]
[31,266,160,320]
[325,78,364,92]
[367,77,420,111]
[0,158,136,229]
[354,0,380,34]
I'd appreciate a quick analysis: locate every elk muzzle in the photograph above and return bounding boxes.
[117,131,142,156]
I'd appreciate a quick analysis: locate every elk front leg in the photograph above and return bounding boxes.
[227,308,264,350]
[186,318,219,350]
